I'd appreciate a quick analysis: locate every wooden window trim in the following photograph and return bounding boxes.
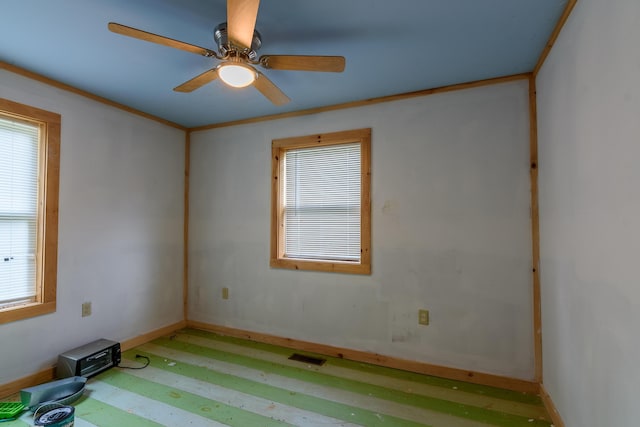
[0,98,60,324]
[270,128,371,274]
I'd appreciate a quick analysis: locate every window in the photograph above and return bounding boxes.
[0,98,60,324]
[271,128,371,274]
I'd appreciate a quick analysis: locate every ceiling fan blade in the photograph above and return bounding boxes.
[260,55,346,72]
[227,0,260,49]
[253,72,290,106]
[108,22,217,57]
[173,69,219,92]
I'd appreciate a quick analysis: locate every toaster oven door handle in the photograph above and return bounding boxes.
[87,351,108,361]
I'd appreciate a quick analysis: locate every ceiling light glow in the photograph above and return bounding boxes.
[218,63,256,88]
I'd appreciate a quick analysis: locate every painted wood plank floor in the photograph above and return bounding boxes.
[5,329,553,427]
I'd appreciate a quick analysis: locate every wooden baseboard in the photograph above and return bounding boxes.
[0,367,56,400]
[121,320,187,351]
[0,320,186,399]
[187,320,539,394]
[540,383,565,427]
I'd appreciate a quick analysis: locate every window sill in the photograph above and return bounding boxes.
[0,301,56,324]
[270,257,371,275]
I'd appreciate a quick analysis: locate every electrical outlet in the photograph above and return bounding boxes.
[222,287,229,300]
[418,309,429,325]
[82,302,92,317]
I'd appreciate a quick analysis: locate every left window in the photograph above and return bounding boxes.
[0,98,60,324]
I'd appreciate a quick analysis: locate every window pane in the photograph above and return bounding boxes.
[0,219,37,302]
[0,116,39,305]
[0,118,39,213]
[284,143,361,261]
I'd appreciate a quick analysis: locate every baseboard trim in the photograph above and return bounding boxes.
[0,320,186,399]
[121,320,187,351]
[0,367,56,400]
[540,383,565,427]
[187,320,539,394]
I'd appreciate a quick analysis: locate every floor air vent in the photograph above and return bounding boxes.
[288,353,326,366]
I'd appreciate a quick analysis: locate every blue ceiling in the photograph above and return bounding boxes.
[1,0,567,128]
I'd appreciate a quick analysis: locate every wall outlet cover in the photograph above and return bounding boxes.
[82,302,92,317]
[418,309,429,325]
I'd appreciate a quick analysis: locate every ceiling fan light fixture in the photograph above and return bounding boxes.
[218,63,256,88]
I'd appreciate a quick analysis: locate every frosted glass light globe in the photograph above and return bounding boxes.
[218,64,256,88]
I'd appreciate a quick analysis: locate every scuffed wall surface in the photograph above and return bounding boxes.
[536,0,640,425]
[189,80,534,379]
[0,70,185,385]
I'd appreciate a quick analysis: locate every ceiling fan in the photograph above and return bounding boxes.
[108,0,346,106]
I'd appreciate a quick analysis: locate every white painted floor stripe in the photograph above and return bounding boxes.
[137,343,494,427]
[175,332,547,421]
[84,380,227,427]
[71,418,100,427]
[116,364,359,427]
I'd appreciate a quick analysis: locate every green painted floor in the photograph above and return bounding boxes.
[5,329,552,426]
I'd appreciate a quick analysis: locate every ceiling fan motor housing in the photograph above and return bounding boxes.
[214,22,262,60]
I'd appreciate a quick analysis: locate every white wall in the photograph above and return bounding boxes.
[189,80,535,379]
[0,70,185,385]
[536,0,640,425]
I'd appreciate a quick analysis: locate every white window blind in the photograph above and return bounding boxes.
[284,142,361,262]
[0,116,39,305]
